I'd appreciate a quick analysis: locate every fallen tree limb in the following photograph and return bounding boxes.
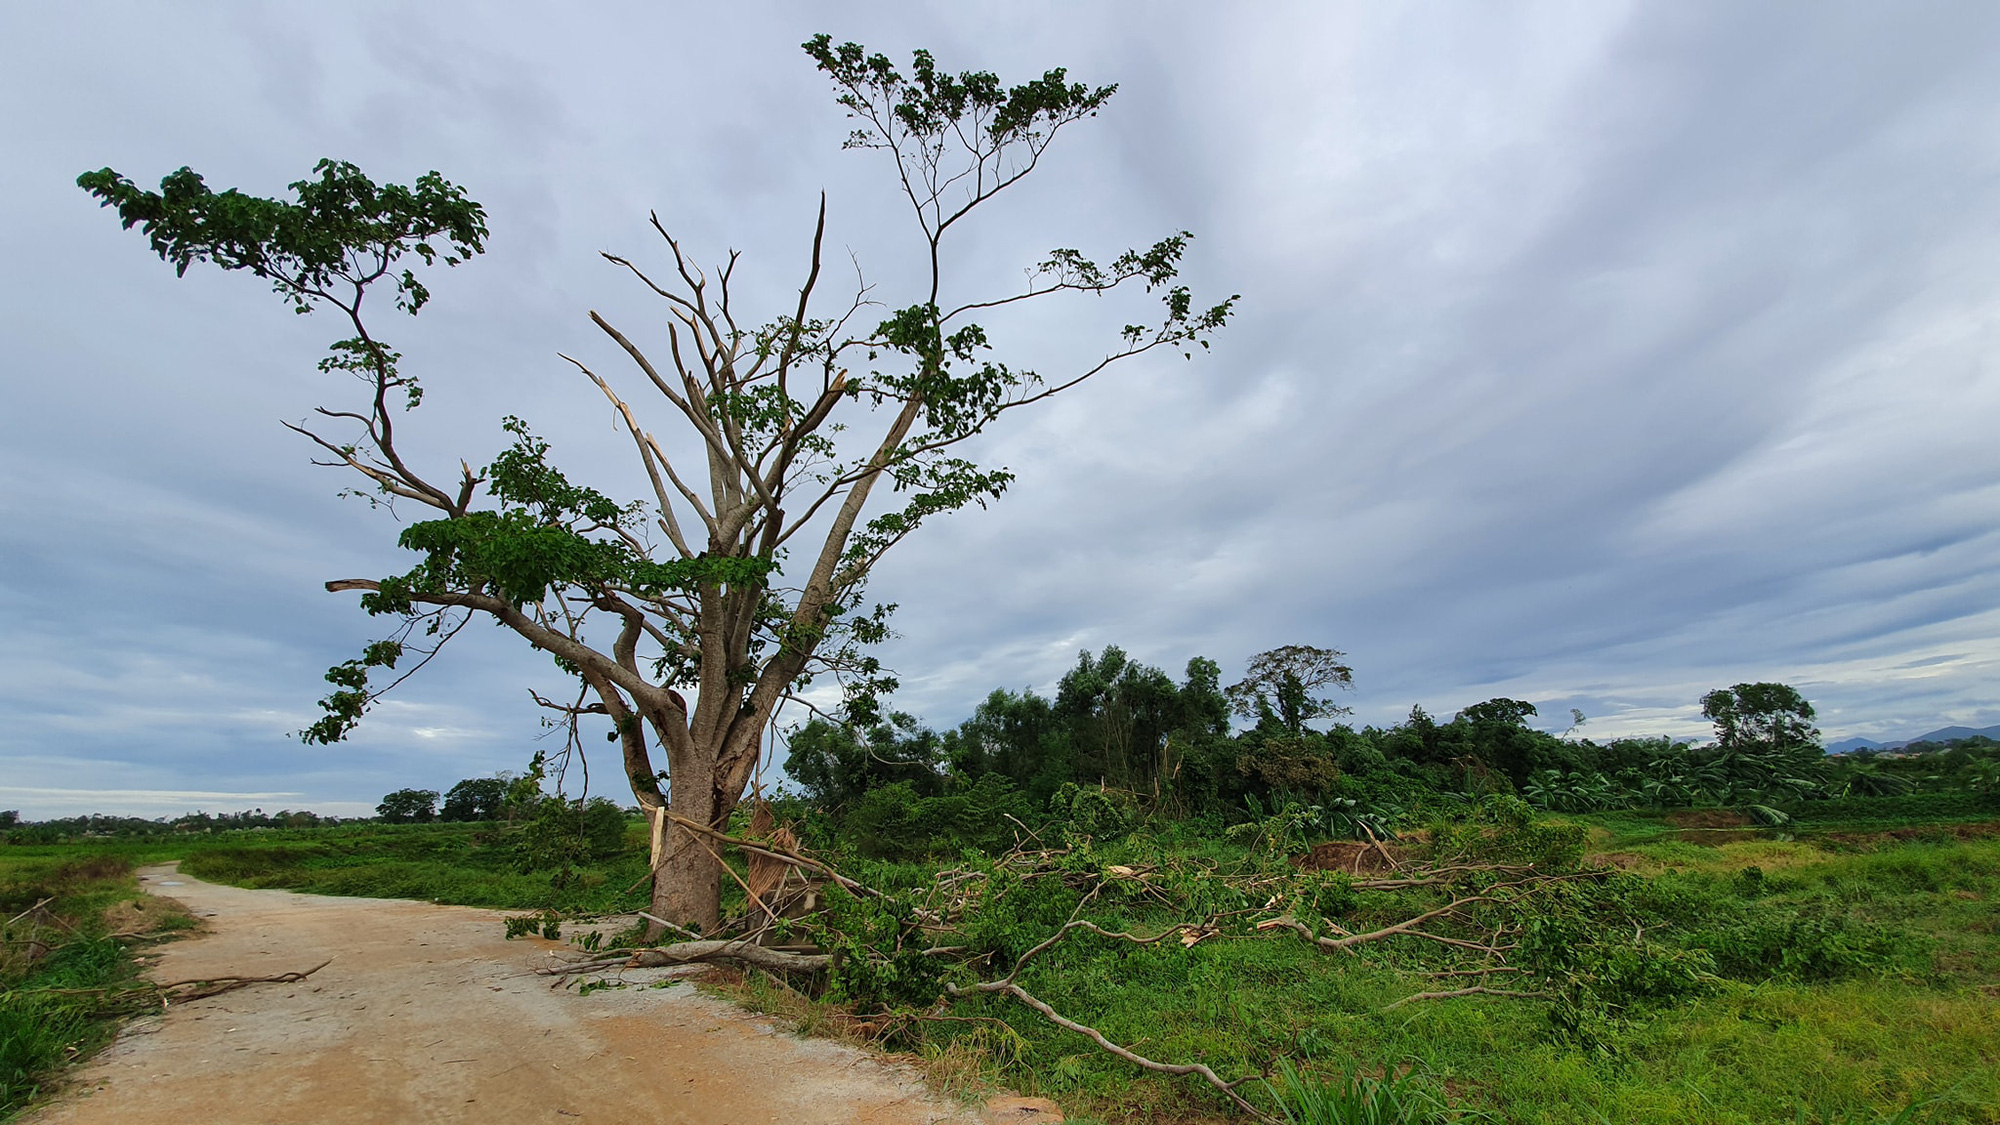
[1380,985,1549,1011]
[636,911,702,941]
[1359,822,1403,872]
[1001,919,1200,985]
[1262,892,1497,956]
[5,897,53,927]
[1421,964,1524,978]
[950,977,1282,1125]
[155,958,333,1002]
[17,959,334,1006]
[624,941,830,973]
[543,939,830,976]
[662,812,890,903]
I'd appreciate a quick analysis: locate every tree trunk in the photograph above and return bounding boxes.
[649,758,724,935]
[651,843,721,936]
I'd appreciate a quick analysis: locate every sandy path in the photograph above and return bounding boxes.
[27,864,983,1125]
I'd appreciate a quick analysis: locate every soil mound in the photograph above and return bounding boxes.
[1295,840,1401,874]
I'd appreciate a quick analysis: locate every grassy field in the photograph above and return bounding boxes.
[173,821,654,913]
[705,812,2000,1125]
[5,808,1997,1124]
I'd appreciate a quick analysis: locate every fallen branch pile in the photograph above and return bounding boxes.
[548,812,1620,1120]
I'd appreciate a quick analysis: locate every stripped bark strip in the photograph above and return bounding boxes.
[1380,985,1550,1011]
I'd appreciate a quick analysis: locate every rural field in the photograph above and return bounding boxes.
[6,788,1998,1124]
[11,8,2000,1125]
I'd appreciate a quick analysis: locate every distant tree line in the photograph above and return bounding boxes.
[779,646,2000,859]
[0,807,351,843]
[375,764,633,879]
[375,776,512,823]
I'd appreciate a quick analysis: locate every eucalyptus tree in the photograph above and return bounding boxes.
[79,36,1233,930]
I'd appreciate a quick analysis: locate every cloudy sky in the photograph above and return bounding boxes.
[5,2,2000,817]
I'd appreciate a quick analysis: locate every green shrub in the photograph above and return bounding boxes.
[1694,906,1923,983]
[1791,791,2000,824]
[1047,782,1134,842]
[844,774,1035,860]
[1427,796,1587,869]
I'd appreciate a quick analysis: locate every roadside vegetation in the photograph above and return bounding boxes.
[0,853,197,1119]
[6,657,1997,1123]
[47,22,2000,1124]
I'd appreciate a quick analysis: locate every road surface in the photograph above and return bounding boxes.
[27,864,993,1125]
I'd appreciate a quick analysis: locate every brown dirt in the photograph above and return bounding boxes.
[1295,840,1402,874]
[1586,853,1647,871]
[1665,810,1752,829]
[26,864,983,1125]
[101,894,191,936]
[1818,820,2000,847]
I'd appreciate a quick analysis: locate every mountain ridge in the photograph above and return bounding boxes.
[1826,723,2000,754]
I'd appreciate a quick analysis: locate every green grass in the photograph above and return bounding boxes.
[0,853,167,1120]
[716,817,2000,1125]
[9,811,1999,1124]
[167,820,655,914]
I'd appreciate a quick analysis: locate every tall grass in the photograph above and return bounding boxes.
[1264,1060,1456,1125]
[0,855,151,1119]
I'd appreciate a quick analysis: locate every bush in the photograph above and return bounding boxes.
[517,796,633,880]
[1790,790,2000,824]
[844,774,1034,860]
[1427,795,1586,869]
[1047,782,1135,842]
[1693,906,1923,983]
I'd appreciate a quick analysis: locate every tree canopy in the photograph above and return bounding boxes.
[82,36,1233,930]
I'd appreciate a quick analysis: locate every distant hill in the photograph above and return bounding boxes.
[1827,723,2000,755]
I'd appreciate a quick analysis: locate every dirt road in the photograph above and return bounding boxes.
[27,865,987,1125]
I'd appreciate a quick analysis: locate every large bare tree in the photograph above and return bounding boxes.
[80,36,1233,931]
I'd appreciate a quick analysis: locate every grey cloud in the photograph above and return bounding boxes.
[4,2,1999,817]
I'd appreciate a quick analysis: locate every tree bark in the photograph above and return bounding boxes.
[652,757,723,934]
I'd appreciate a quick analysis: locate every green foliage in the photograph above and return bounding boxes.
[1264,1059,1456,1125]
[1428,796,1587,869]
[171,821,647,915]
[843,774,1033,860]
[816,885,951,1008]
[76,159,486,314]
[302,639,402,746]
[517,797,632,884]
[1225,645,1355,735]
[0,856,149,1118]
[375,787,438,824]
[30,800,1994,1124]
[1703,682,1820,753]
[503,910,565,941]
[1693,904,1925,984]
[440,777,507,822]
[785,713,945,809]
[1045,783,1135,842]
[804,34,1115,153]
[1790,790,2000,824]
